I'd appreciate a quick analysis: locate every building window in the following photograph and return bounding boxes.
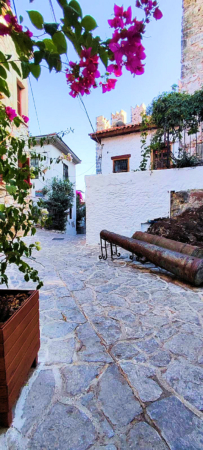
[63,163,69,180]
[111,154,131,173]
[31,156,39,179]
[153,147,170,170]
[17,83,23,116]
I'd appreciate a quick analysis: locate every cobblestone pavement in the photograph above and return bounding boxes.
[1,230,203,449]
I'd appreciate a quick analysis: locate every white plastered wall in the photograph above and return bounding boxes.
[100,132,179,175]
[85,166,203,245]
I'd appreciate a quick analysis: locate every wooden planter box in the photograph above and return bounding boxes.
[0,290,40,427]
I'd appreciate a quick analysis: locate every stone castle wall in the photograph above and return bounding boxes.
[181,0,203,93]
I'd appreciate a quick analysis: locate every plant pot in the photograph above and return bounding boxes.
[0,290,40,427]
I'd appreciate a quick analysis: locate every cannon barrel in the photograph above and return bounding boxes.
[132,231,203,259]
[100,230,203,286]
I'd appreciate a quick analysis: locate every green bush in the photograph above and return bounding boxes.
[44,178,74,232]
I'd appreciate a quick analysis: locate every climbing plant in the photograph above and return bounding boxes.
[139,88,203,170]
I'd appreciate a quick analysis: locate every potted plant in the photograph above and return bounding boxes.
[0,290,39,427]
[0,0,163,427]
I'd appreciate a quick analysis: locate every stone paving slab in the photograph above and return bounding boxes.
[0,229,203,449]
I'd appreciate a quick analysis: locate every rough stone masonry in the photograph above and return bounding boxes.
[181,0,203,93]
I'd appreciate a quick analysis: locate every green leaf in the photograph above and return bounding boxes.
[44,22,59,37]
[27,10,44,30]
[0,204,5,212]
[35,41,45,50]
[6,185,17,195]
[0,77,10,97]
[34,50,44,65]
[30,63,41,79]
[81,15,97,32]
[10,61,21,77]
[0,51,9,70]
[57,0,67,6]
[21,61,30,79]
[52,32,67,54]
[69,0,82,17]
[0,65,7,79]
[99,48,108,68]
[19,15,23,24]
[43,38,57,53]
[63,5,79,26]
[31,227,36,235]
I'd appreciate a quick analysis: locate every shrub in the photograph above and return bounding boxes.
[44,178,74,232]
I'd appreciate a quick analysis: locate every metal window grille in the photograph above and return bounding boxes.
[113,159,128,173]
[153,148,168,170]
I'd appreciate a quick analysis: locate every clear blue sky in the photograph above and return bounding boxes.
[17,0,182,192]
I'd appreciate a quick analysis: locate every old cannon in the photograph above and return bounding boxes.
[99,230,203,286]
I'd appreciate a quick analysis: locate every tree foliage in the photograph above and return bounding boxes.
[44,178,74,232]
[139,88,203,171]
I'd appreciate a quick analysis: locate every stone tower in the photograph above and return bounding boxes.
[181,0,203,93]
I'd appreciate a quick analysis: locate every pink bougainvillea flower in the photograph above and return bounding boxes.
[66,48,100,97]
[108,17,124,28]
[0,23,10,36]
[123,6,132,24]
[22,115,29,124]
[76,190,83,202]
[107,64,122,77]
[4,13,23,33]
[5,106,17,121]
[25,29,33,38]
[101,78,117,93]
[114,5,124,17]
[153,7,163,20]
[4,14,12,23]
[80,47,92,59]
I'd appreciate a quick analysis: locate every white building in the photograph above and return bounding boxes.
[31,133,81,235]
[86,105,203,245]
